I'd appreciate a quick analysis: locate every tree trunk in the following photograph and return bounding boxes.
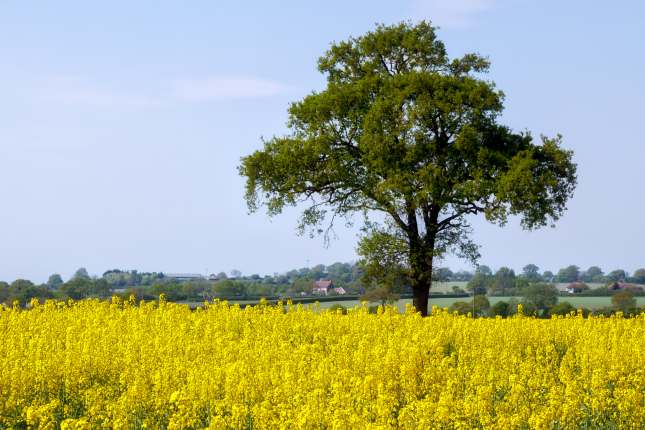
[406,201,439,316]
[409,241,434,316]
[412,281,430,316]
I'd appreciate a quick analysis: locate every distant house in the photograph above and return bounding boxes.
[313,279,333,295]
[608,282,643,292]
[207,274,220,281]
[164,273,205,282]
[312,279,347,296]
[332,286,347,295]
[566,282,589,294]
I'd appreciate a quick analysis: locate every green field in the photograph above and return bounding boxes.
[184,290,644,311]
[423,281,469,293]
[313,296,645,311]
[431,282,609,293]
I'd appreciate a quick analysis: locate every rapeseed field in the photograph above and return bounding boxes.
[1,297,643,429]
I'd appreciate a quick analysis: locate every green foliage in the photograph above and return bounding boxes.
[102,269,164,287]
[491,301,510,317]
[521,264,542,282]
[433,267,454,282]
[92,279,111,297]
[360,286,400,306]
[578,286,610,296]
[556,265,580,283]
[591,306,615,317]
[449,301,472,315]
[513,277,529,292]
[607,269,627,282]
[0,281,8,303]
[72,267,90,280]
[211,280,245,298]
[476,265,493,276]
[59,278,112,300]
[452,270,474,282]
[522,283,559,315]
[4,280,53,306]
[467,271,491,295]
[47,274,64,288]
[581,266,604,283]
[239,21,576,315]
[452,285,467,295]
[632,268,645,284]
[611,290,636,312]
[149,283,185,301]
[548,301,575,316]
[506,298,521,315]
[59,278,88,300]
[449,295,489,316]
[288,278,314,296]
[473,295,490,313]
[328,304,348,314]
[357,222,409,291]
[490,267,516,295]
[179,280,211,300]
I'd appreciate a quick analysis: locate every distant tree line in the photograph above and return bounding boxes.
[1,263,644,307]
[446,283,642,319]
[433,264,645,285]
[457,264,645,297]
[0,263,365,306]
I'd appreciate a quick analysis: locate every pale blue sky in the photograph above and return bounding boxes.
[1,1,644,282]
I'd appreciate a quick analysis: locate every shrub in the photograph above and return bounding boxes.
[491,301,510,317]
[612,290,637,313]
[328,304,348,315]
[549,301,575,316]
[522,283,559,315]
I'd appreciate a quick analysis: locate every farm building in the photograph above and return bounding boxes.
[312,279,347,296]
[566,282,590,294]
[164,273,204,282]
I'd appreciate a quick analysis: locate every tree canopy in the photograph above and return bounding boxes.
[607,269,627,282]
[582,266,604,283]
[556,265,580,283]
[611,290,636,313]
[47,274,64,288]
[522,283,559,315]
[490,267,516,294]
[633,268,645,284]
[521,264,542,282]
[72,267,90,280]
[239,21,577,315]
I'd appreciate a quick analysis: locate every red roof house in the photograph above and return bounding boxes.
[312,279,347,296]
[313,279,333,295]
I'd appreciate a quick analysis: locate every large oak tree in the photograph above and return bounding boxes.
[240,22,577,315]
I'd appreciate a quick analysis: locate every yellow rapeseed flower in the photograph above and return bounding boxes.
[0,299,642,429]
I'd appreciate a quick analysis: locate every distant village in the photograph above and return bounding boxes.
[162,273,348,296]
[3,262,644,308]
